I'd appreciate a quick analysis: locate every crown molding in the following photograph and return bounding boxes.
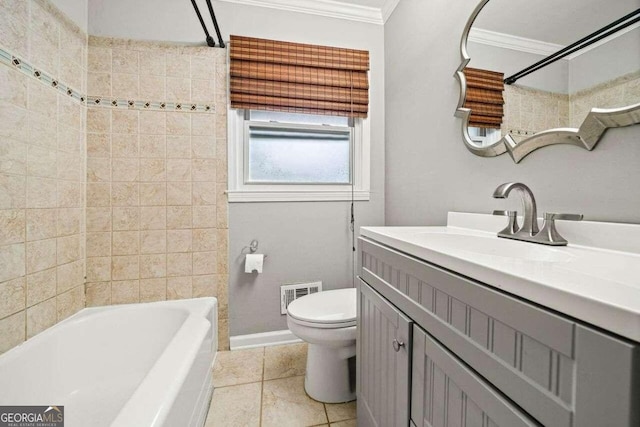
[217,0,384,24]
[468,28,562,56]
[381,0,400,23]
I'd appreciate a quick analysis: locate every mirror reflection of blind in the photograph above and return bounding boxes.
[463,67,504,129]
[229,35,370,118]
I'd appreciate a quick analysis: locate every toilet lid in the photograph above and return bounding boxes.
[287,288,356,326]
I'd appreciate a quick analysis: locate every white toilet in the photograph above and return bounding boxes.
[286,288,357,403]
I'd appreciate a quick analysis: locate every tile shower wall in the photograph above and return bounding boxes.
[84,38,230,349]
[0,0,87,353]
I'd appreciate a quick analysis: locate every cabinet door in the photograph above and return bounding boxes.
[411,325,537,427]
[357,279,412,427]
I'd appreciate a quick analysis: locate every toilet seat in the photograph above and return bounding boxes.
[287,288,356,329]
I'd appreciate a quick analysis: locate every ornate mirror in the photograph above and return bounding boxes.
[455,0,640,162]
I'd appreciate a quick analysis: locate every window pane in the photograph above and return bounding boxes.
[249,110,349,127]
[247,125,351,184]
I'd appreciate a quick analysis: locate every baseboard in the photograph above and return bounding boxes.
[229,329,302,350]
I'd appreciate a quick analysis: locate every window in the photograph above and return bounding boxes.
[228,110,370,202]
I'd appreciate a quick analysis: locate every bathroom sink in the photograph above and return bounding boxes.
[413,230,573,263]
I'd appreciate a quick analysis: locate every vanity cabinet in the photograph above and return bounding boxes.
[357,237,640,427]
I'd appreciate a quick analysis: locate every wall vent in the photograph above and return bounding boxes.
[280,281,322,314]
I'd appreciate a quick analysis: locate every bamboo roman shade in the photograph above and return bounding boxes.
[229,35,370,118]
[463,67,504,129]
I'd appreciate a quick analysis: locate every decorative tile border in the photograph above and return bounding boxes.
[0,47,216,114]
[0,47,85,103]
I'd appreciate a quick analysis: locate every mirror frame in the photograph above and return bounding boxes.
[454,0,640,163]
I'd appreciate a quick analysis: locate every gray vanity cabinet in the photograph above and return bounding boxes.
[357,279,412,427]
[357,236,640,427]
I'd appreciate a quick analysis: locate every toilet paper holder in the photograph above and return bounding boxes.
[242,239,268,258]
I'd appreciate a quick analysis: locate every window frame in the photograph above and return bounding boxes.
[227,109,371,202]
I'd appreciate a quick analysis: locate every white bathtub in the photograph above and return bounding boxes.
[0,298,217,427]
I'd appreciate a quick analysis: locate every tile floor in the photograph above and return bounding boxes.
[205,343,357,427]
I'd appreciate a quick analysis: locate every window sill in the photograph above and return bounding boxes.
[227,190,370,203]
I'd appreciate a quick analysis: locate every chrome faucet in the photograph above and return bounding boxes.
[492,182,583,246]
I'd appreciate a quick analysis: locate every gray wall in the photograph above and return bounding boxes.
[224,5,385,336]
[384,0,640,227]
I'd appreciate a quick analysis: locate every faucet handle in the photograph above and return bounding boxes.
[544,213,583,222]
[493,210,519,236]
[533,212,583,246]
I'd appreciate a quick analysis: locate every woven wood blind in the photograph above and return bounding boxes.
[229,35,370,118]
[463,67,504,129]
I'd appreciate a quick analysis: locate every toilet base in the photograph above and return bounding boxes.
[304,343,356,403]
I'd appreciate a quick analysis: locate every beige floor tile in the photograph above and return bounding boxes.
[213,348,264,387]
[264,343,308,380]
[325,401,356,423]
[262,376,328,427]
[205,382,262,427]
[330,420,356,427]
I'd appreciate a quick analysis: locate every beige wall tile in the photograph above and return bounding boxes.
[27,176,57,208]
[192,159,216,182]
[141,230,166,254]
[193,228,217,252]
[111,182,139,206]
[57,260,84,294]
[0,174,26,209]
[167,276,192,300]
[0,277,25,319]
[112,73,139,99]
[27,145,57,178]
[166,78,190,101]
[140,206,166,230]
[193,182,217,205]
[86,256,111,282]
[111,280,139,304]
[87,133,111,158]
[191,79,216,103]
[139,182,166,206]
[0,138,27,176]
[191,135,216,159]
[112,231,139,256]
[139,51,166,76]
[57,234,81,265]
[0,311,25,354]
[139,111,166,135]
[140,278,167,302]
[190,56,214,80]
[112,110,139,134]
[88,72,112,97]
[139,135,166,158]
[140,254,166,279]
[26,268,56,307]
[86,207,112,232]
[112,49,139,74]
[192,205,217,228]
[112,134,139,157]
[166,54,190,78]
[26,209,58,241]
[193,251,216,275]
[87,232,111,257]
[167,252,192,277]
[0,209,25,245]
[112,255,139,280]
[26,238,56,273]
[167,229,192,253]
[86,282,111,307]
[166,113,191,135]
[139,76,166,100]
[56,285,84,321]
[87,183,111,207]
[139,159,166,181]
[1,104,29,143]
[88,46,112,73]
[57,151,84,182]
[87,157,111,182]
[193,275,216,298]
[112,158,139,182]
[57,208,82,236]
[87,108,111,133]
[167,206,192,229]
[167,159,191,181]
[0,6,29,59]
[166,136,191,158]
[167,182,192,206]
[57,181,83,208]
[26,297,56,339]
[112,207,139,231]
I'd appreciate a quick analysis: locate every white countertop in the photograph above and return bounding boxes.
[360,212,640,342]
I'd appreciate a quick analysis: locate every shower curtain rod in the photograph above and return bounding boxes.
[190,0,226,48]
[504,8,640,85]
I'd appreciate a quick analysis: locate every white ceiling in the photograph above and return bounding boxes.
[474,0,639,45]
